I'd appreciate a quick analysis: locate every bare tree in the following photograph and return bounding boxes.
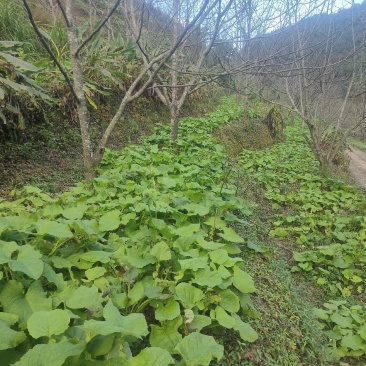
[258,1,366,169]
[124,0,235,141]
[22,0,219,178]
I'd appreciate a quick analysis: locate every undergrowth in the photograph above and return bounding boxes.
[0,98,260,366]
[239,124,366,364]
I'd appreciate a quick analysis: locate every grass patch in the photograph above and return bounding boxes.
[348,137,366,152]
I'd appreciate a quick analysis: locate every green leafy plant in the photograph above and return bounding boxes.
[0,98,258,365]
[315,301,366,362]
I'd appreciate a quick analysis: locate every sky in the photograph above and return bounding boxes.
[336,0,363,9]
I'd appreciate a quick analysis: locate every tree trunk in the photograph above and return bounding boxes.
[170,0,180,141]
[170,110,179,141]
[65,0,95,180]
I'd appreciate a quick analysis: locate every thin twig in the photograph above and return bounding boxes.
[76,0,122,56]
[21,0,79,102]
[56,0,70,27]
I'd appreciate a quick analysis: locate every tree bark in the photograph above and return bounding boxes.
[65,0,95,180]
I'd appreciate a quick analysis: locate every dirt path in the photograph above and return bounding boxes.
[348,146,366,187]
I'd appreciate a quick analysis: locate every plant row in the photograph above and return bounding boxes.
[0,98,258,366]
[239,125,366,361]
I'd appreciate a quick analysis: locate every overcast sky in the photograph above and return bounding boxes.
[336,0,363,9]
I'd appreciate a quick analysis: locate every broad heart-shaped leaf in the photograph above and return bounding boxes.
[0,313,26,350]
[27,310,70,339]
[174,224,201,237]
[151,218,166,230]
[42,204,64,218]
[65,285,103,309]
[0,215,34,233]
[61,205,87,220]
[42,263,67,291]
[175,333,224,366]
[12,338,85,366]
[183,203,210,216]
[179,258,207,271]
[233,314,258,342]
[218,227,244,243]
[155,298,181,322]
[150,241,171,261]
[188,314,212,331]
[0,280,52,324]
[83,302,148,339]
[35,220,73,238]
[8,244,44,280]
[127,347,174,366]
[0,240,18,264]
[192,269,223,288]
[217,289,240,313]
[341,334,365,351]
[175,283,205,309]
[214,306,235,328]
[232,266,256,293]
[85,267,107,281]
[209,249,229,265]
[86,334,115,358]
[78,251,111,264]
[330,313,354,328]
[150,317,183,352]
[98,210,121,232]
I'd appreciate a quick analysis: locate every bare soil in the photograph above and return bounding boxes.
[347,146,366,187]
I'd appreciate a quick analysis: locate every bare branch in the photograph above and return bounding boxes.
[76,0,122,56]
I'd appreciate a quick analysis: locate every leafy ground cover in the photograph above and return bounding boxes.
[0,98,261,365]
[239,125,366,363]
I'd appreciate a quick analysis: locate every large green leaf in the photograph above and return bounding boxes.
[233,314,258,342]
[232,266,256,293]
[27,310,70,339]
[175,224,201,236]
[0,241,18,265]
[12,339,85,366]
[86,334,115,358]
[217,289,240,313]
[179,258,207,271]
[61,205,87,220]
[65,285,103,309]
[0,313,26,350]
[175,333,224,366]
[341,334,365,351]
[218,227,244,243]
[188,314,211,331]
[183,203,210,216]
[79,251,111,264]
[209,249,229,265]
[85,267,107,281]
[83,302,148,338]
[193,269,223,288]
[175,283,205,309]
[0,281,52,324]
[99,210,121,231]
[150,317,183,352]
[127,347,174,366]
[35,220,73,238]
[150,241,171,261]
[8,244,44,280]
[214,306,235,328]
[155,298,181,322]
